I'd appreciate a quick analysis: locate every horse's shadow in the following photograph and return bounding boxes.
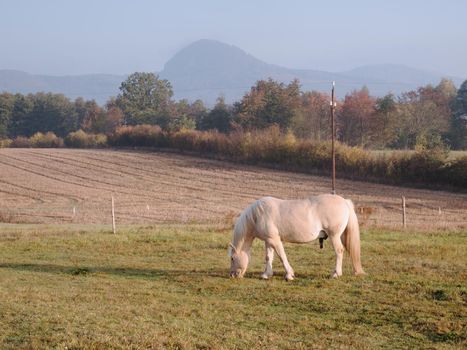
[0,262,229,280]
[0,263,338,281]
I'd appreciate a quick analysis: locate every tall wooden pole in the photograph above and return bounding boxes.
[331,81,336,194]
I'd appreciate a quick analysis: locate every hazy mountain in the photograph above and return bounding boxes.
[1,39,464,105]
[160,39,344,103]
[341,64,464,95]
[0,70,124,105]
[160,40,464,103]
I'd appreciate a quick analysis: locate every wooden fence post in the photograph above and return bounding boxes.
[402,196,406,229]
[111,195,116,234]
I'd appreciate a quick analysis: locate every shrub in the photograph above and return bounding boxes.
[167,116,196,132]
[65,125,466,189]
[29,132,64,148]
[336,144,371,179]
[64,130,87,148]
[441,156,467,188]
[93,134,108,148]
[108,125,165,147]
[399,150,446,184]
[228,130,251,159]
[169,129,191,151]
[10,136,31,148]
[196,130,229,155]
[65,130,107,148]
[0,139,12,148]
[294,140,331,171]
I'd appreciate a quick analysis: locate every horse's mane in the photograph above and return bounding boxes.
[232,199,265,251]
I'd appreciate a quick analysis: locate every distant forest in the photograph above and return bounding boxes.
[1,72,466,150]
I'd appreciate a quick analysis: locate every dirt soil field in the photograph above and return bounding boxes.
[0,148,466,230]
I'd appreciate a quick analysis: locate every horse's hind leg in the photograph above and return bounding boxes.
[330,234,345,278]
[261,243,274,279]
[268,237,294,281]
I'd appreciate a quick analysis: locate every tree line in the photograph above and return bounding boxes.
[0,72,466,149]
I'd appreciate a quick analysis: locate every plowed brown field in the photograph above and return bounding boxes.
[0,148,466,230]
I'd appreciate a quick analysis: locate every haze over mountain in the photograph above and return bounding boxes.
[0,39,463,105]
[0,70,123,104]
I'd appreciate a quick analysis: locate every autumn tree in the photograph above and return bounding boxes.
[72,97,91,131]
[393,80,455,149]
[104,105,124,134]
[81,101,102,132]
[338,87,376,147]
[419,78,456,125]
[292,91,331,140]
[81,99,123,134]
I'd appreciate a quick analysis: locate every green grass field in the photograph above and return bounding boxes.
[0,224,465,349]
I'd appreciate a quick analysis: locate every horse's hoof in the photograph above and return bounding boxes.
[285,274,294,281]
[261,273,270,280]
[331,272,341,278]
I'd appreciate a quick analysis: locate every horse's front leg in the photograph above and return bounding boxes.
[269,238,294,281]
[261,243,274,279]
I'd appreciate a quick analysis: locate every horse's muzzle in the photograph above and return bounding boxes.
[230,271,243,278]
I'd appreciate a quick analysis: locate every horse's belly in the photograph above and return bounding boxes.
[273,201,323,243]
[279,226,320,243]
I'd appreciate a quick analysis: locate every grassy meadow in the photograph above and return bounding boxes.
[0,224,465,349]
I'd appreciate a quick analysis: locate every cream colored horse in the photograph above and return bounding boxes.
[229,194,365,280]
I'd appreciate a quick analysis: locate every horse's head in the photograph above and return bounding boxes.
[228,243,249,278]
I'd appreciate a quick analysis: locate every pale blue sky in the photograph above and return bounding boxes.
[1,0,466,77]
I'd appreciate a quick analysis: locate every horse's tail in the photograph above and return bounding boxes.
[343,199,365,275]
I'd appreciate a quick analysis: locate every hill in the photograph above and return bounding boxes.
[1,39,464,105]
[160,40,464,103]
[0,70,124,105]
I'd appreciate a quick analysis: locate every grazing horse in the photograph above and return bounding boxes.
[228,194,365,280]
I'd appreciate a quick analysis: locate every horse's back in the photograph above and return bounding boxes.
[309,194,350,213]
[251,196,318,243]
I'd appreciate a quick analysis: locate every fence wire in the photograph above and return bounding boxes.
[1,199,465,231]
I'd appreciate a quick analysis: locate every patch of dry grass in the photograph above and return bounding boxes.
[0,224,465,349]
